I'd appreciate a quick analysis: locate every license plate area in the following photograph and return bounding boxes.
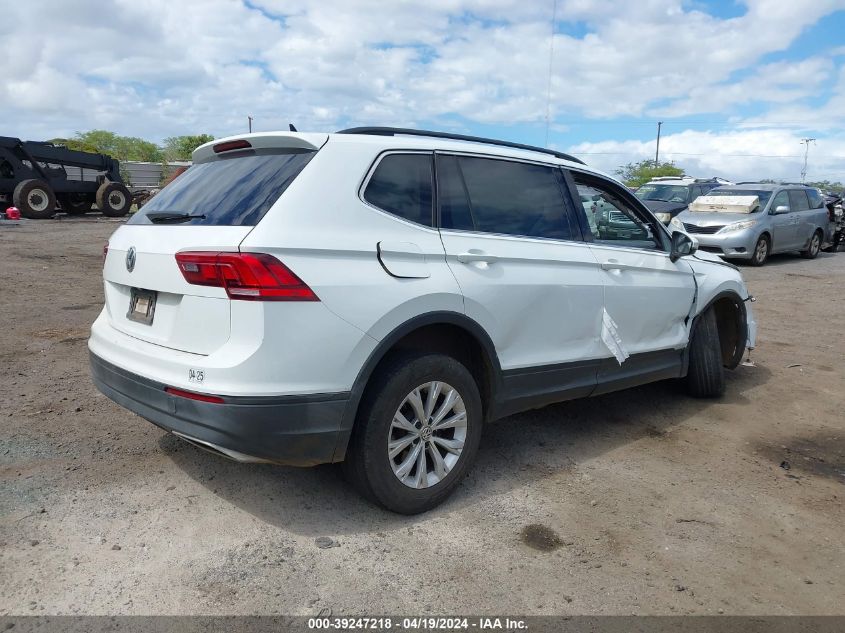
[127,288,157,325]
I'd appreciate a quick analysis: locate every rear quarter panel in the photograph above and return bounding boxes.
[239,137,466,346]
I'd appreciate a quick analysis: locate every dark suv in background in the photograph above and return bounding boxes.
[636,176,731,224]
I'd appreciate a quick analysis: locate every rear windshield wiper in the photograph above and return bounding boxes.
[146,212,207,224]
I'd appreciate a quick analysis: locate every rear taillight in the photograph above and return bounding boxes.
[165,386,225,404]
[103,242,108,266]
[175,252,318,301]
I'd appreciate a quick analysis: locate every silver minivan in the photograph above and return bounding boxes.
[671,183,832,266]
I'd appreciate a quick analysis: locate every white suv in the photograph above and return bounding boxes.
[89,128,757,514]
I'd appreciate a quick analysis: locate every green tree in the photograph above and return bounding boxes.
[805,180,844,192]
[615,159,685,188]
[162,134,215,161]
[52,130,163,162]
[49,136,100,154]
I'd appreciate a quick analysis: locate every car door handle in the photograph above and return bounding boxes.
[457,251,498,264]
[601,260,635,271]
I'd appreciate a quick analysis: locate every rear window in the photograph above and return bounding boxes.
[128,150,315,226]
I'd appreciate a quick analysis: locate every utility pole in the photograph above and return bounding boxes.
[800,138,816,183]
[655,121,663,165]
[248,116,253,133]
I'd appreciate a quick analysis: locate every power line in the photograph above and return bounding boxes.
[576,151,805,158]
[544,119,838,127]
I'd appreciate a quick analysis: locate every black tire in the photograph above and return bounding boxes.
[59,193,92,215]
[686,307,725,398]
[96,182,132,217]
[800,229,823,259]
[749,234,770,266]
[343,352,483,514]
[13,179,56,219]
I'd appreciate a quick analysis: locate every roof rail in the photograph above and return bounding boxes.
[335,126,586,165]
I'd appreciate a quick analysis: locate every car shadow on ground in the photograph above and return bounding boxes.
[736,251,838,268]
[160,362,771,536]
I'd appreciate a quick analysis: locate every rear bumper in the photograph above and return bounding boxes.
[90,352,349,466]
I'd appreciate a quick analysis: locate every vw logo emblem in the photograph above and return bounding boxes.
[126,247,136,272]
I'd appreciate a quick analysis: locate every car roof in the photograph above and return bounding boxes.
[199,129,597,172]
[717,183,781,191]
[643,176,727,186]
[337,127,586,165]
[330,128,590,171]
[644,177,694,184]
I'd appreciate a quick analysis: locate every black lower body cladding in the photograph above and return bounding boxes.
[89,352,349,466]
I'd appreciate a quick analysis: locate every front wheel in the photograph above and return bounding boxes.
[686,307,725,398]
[750,234,770,266]
[800,230,822,259]
[343,352,483,514]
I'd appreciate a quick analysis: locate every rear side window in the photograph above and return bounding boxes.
[788,190,810,211]
[363,153,433,226]
[806,189,825,209]
[129,150,315,226]
[440,155,574,240]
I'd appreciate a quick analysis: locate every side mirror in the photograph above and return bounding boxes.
[670,230,698,262]
[772,205,789,214]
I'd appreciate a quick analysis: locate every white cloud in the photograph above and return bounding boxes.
[0,0,843,175]
[568,128,845,183]
[652,57,836,118]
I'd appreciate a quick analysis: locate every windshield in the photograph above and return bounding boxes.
[128,150,315,226]
[705,188,773,208]
[635,184,689,203]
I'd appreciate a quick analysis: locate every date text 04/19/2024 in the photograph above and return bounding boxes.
[307,617,528,631]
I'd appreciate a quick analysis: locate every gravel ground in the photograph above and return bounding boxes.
[1,217,843,616]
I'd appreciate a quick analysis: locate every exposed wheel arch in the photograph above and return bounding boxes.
[685,291,748,372]
[332,312,501,462]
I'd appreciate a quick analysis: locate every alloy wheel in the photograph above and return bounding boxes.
[809,233,820,256]
[388,381,467,489]
[754,238,768,264]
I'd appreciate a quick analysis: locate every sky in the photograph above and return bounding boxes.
[1,0,844,183]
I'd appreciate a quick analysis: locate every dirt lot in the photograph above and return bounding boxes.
[1,218,843,616]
